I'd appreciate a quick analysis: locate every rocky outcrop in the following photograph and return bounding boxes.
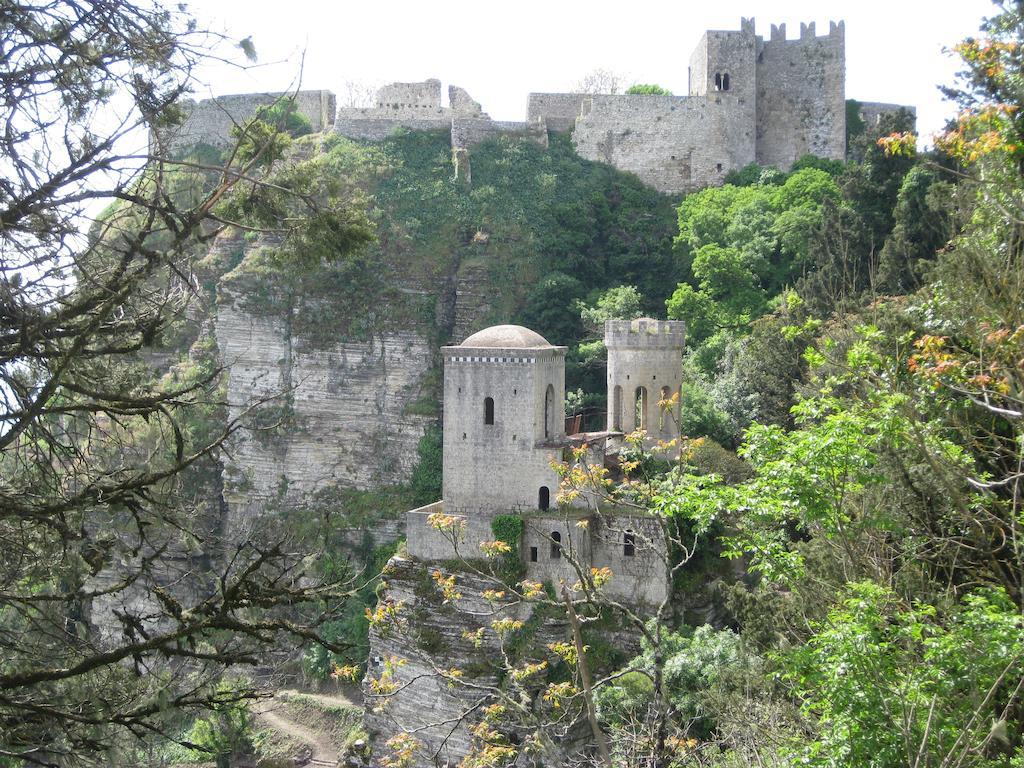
[216,295,435,512]
[363,556,588,768]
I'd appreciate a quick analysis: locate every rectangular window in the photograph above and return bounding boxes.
[529,546,538,563]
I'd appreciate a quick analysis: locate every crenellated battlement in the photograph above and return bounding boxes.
[768,19,844,43]
[604,318,686,350]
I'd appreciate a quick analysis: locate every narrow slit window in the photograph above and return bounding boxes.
[613,385,623,431]
[544,384,555,438]
[722,73,731,91]
[484,396,494,425]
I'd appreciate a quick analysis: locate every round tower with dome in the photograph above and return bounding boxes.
[441,324,566,516]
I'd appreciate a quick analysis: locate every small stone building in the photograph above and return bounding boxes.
[406,319,686,607]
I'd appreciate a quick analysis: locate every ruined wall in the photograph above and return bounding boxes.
[375,78,444,115]
[333,114,452,140]
[527,92,587,133]
[448,85,485,117]
[450,117,548,150]
[755,22,846,169]
[334,79,524,145]
[857,100,917,131]
[156,90,336,154]
[573,93,755,196]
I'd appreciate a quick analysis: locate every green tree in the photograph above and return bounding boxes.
[0,2,368,762]
[625,84,672,95]
[578,284,645,327]
[787,583,1023,768]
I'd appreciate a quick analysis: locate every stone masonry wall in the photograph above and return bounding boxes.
[527,92,588,133]
[857,101,917,131]
[521,513,669,608]
[450,117,548,150]
[755,22,846,168]
[375,79,444,113]
[155,90,335,155]
[332,114,452,141]
[573,93,755,196]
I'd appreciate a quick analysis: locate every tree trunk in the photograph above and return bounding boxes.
[562,585,613,768]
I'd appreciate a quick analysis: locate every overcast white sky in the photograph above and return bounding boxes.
[186,0,996,141]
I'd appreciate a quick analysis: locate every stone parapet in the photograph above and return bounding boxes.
[441,345,568,364]
[604,318,686,349]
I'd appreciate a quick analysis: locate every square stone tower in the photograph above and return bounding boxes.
[441,325,566,516]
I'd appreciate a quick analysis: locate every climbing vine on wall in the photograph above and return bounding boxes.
[491,514,525,584]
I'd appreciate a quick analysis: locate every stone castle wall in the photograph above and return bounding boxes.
[755,22,846,169]
[155,20,913,197]
[155,90,335,155]
[527,92,588,132]
[856,100,917,130]
[375,78,445,114]
[450,117,548,151]
[573,92,755,196]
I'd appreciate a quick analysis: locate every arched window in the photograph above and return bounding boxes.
[539,486,550,511]
[722,73,731,91]
[635,386,648,430]
[624,530,636,557]
[544,384,555,438]
[714,72,722,90]
[659,386,672,432]
[550,531,562,559]
[613,385,623,431]
[484,397,494,425]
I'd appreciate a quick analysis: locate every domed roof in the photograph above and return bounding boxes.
[459,324,552,348]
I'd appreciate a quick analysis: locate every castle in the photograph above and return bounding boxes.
[405,318,686,606]
[158,18,914,196]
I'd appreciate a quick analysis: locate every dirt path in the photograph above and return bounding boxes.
[277,688,360,709]
[255,698,338,766]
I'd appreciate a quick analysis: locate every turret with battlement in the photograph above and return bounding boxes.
[605,319,686,448]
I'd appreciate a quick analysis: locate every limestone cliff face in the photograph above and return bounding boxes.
[215,283,436,511]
